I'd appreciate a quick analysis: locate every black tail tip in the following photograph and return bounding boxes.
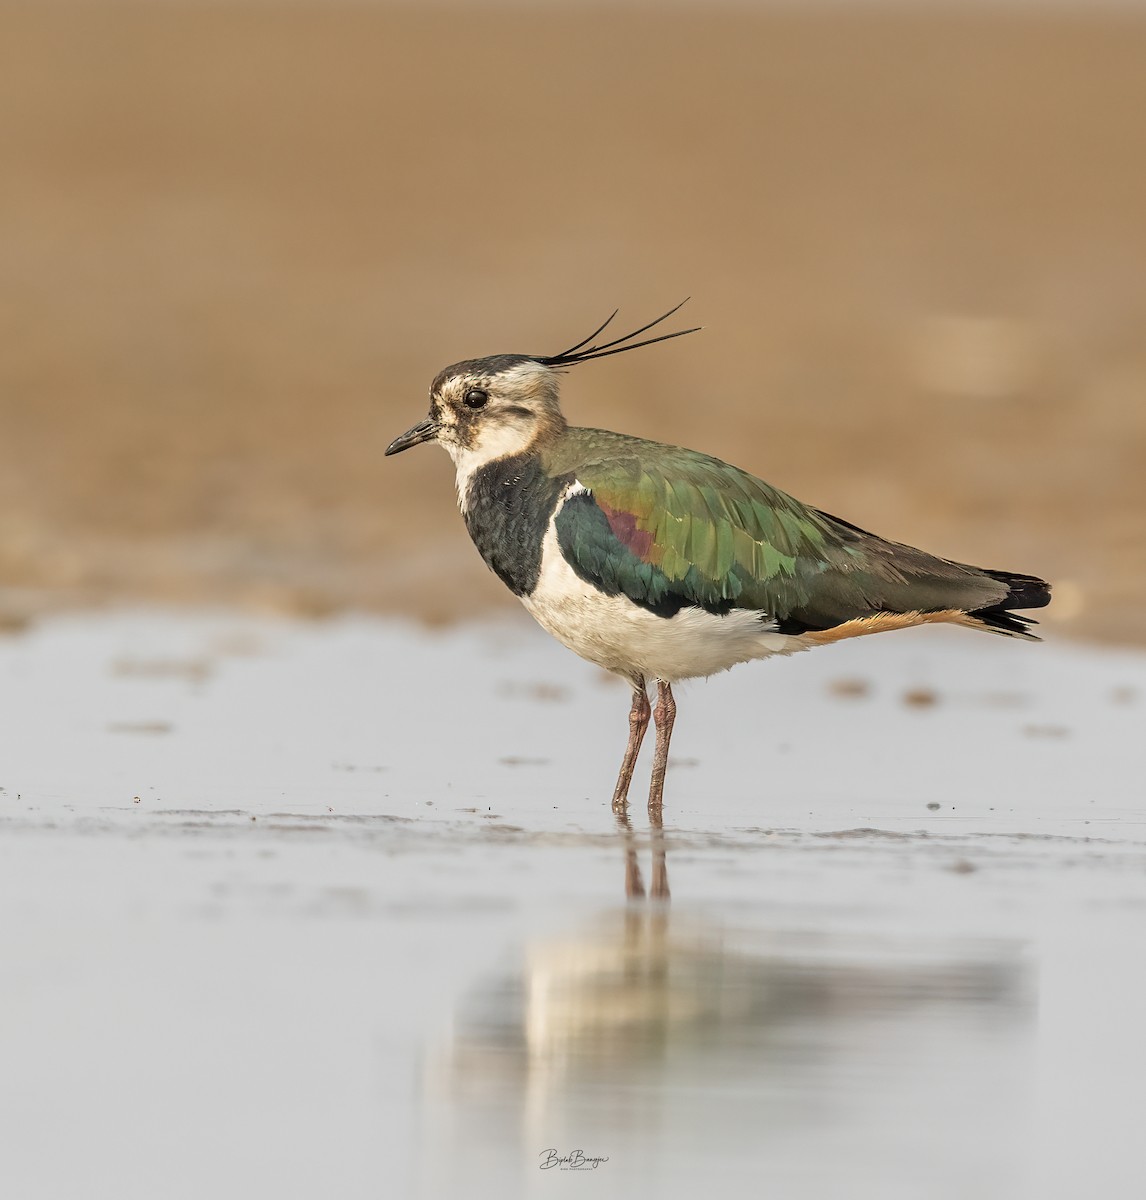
[970,569,1052,638]
[982,568,1052,612]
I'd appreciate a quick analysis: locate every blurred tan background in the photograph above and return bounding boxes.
[1,3,1143,641]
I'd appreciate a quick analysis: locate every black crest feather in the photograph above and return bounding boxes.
[538,300,701,367]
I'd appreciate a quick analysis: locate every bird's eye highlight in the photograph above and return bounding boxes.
[464,388,488,409]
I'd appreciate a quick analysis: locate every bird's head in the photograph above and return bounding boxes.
[385,302,700,472]
[384,354,564,467]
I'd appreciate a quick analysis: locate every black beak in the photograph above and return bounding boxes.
[385,416,438,456]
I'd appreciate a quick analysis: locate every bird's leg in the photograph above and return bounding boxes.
[648,680,676,814]
[611,678,651,813]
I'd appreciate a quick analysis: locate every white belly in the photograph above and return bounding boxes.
[521,525,807,685]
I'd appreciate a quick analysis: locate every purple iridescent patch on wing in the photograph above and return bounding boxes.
[598,500,656,561]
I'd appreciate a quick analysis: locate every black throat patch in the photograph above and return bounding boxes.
[463,453,572,597]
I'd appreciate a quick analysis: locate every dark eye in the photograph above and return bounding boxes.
[463,387,488,410]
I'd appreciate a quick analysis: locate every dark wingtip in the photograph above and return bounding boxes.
[967,607,1043,639]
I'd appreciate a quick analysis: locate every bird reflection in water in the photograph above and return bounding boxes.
[618,805,669,902]
[421,825,1030,1198]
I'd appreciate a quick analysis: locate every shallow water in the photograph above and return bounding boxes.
[1,611,1144,1198]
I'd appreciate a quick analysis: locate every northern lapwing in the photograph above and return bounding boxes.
[386,304,1051,813]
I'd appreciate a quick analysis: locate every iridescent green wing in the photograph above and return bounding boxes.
[548,430,1007,627]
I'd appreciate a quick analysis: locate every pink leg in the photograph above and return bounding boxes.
[648,680,676,814]
[611,680,651,812]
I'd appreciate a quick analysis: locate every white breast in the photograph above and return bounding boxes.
[521,519,807,686]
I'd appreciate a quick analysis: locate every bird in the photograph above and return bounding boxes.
[385,302,1051,814]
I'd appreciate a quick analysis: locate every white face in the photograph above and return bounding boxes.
[429,358,564,486]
